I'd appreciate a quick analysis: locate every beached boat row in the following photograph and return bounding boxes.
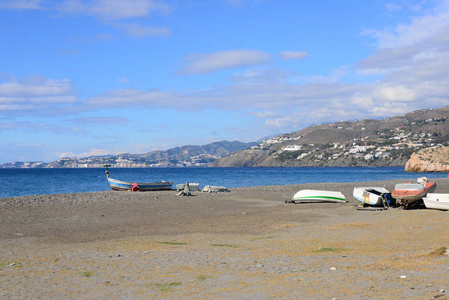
[104,166,228,194]
[287,177,447,211]
[103,165,447,211]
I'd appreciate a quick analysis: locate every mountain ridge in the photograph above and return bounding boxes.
[0,140,257,168]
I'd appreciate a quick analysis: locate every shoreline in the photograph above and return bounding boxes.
[1,178,448,241]
[1,178,448,299]
[2,176,449,197]
[1,166,448,199]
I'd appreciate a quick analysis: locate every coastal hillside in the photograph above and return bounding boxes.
[213,106,449,168]
[0,141,257,168]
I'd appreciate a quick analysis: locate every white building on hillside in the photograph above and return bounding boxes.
[283,145,302,152]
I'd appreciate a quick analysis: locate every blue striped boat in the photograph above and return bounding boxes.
[107,177,173,192]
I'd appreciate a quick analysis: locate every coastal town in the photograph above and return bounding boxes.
[213,109,449,168]
[258,122,442,164]
[1,151,224,169]
[0,141,255,169]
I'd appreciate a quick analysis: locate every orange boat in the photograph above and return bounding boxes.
[392,177,436,208]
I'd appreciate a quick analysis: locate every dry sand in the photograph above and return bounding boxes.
[1,178,448,299]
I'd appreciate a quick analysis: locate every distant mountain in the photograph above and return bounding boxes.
[0,140,257,168]
[213,106,449,168]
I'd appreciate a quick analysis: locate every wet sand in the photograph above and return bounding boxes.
[1,179,448,299]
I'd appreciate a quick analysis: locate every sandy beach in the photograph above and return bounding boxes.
[1,178,448,299]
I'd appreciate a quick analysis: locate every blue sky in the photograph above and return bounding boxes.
[1,0,449,163]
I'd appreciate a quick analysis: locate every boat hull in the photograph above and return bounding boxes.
[291,189,346,203]
[353,187,390,207]
[392,182,436,204]
[423,193,449,211]
[107,177,173,191]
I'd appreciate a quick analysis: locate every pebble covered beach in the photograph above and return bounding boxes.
[1,178,449,299]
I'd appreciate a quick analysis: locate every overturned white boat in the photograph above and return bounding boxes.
[176,182,200,192]
[202,185,230,193]
[423,193,449,211]
[353,187,393,207]
[287,189,346,204]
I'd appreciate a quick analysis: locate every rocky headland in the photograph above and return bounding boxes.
[405,146,449,172]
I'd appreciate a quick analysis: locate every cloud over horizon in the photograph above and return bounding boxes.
[280,51,309,60]
[179,50,271,75]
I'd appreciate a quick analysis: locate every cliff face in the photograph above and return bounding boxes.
[405,147,449,172]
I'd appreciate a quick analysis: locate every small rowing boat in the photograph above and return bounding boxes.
[103,165,173,192]
[423,193,449,211]
[287,189,346,204]
[353,187,393,207]
[107,177,173,191]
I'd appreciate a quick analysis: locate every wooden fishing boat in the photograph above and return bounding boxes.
[353,187,393,207]
[423,193,449,211]
[107,177,173,191]
[103,165,173,192]
[392,177,436,207]
[287,189,346,204]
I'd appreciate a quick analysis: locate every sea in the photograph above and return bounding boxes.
[0,167,447,199]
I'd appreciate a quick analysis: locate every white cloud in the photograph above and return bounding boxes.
[85,88,177,108]
[0,0,171,19]
[0,77,76,114]
[385,2,402,13]
[57,0,170,20]
[87,0,170,20]
[375,85,416,102]
[303,66,352,84]
[58,148,114,158]
[57,0,86,15]
[280,51,309,60]
[263,107,353,130]
[365,1,449,49]
[249,110,280,118]
[229,68,292,85]
[0,121,88,135]
[179,50,271,75]
[68,117,129,126]
[0,0,44,10]
[0,0,172,38]
[0,80,72,98]
[352,0,449,118]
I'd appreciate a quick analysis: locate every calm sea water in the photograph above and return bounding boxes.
[0,167,446,198]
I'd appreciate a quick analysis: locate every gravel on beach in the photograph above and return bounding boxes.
[1,178,449,299]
